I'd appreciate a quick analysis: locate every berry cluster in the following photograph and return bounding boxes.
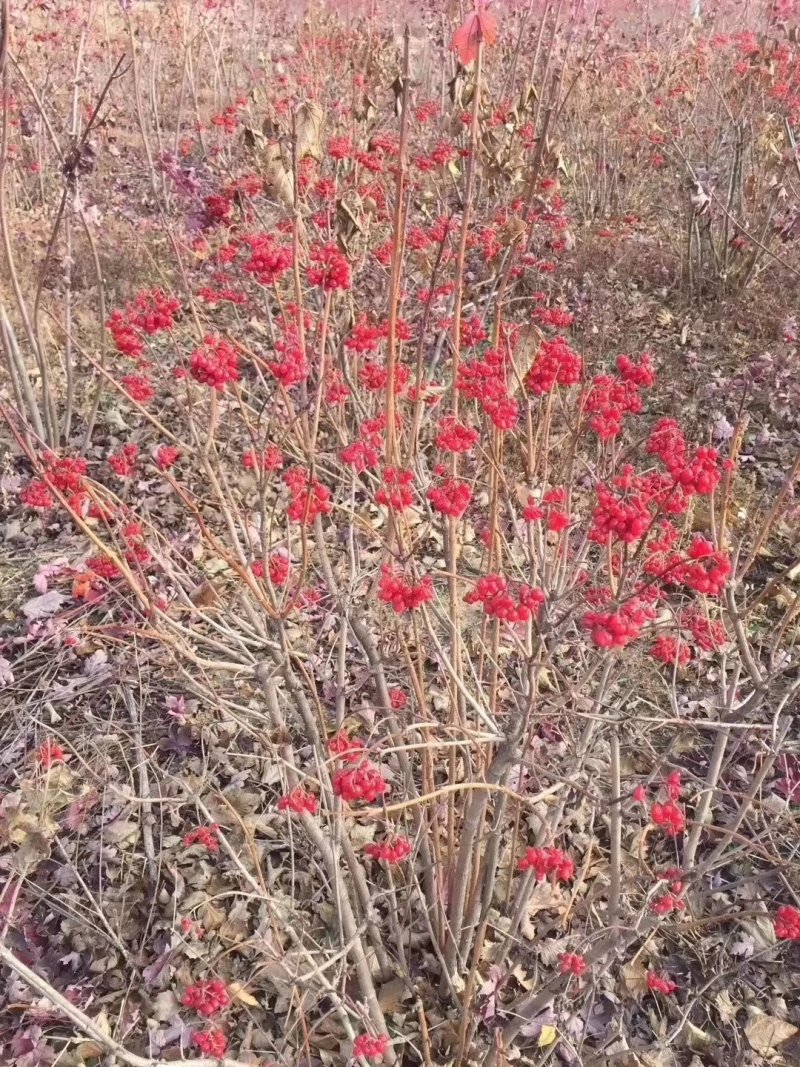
[37,740,67,768]
[465,575,545,623]
[183,824,220,854]
[189,335,240,390]
[517,846,575,882]
[525,336,582,395]
[21,453,88,514]
[242,445,283,472]
[109,444,139,478]
[650,799,686,836]
[242,231,293,285]
[593,475,652,542]
[155,444,181,470]
[560,952,588,976]
[378,566,434,613]
[182,980,230,1017]
[307,242,352,290]
[775,904,800,940]
[650,634,691,667]
[677,536,731,596]
[427,476,472,518]
[328,731,366,763]
[121,373,155,404]
[283,467,333,524]
[435,416,479,453]
[647,970,678,995]
[107,288,180,359]
[375,467,415,511]
[277,786,319,816]
[583,599,654,649]
[193,1029,228,1057]
[364,836,412,863]
[352,1033,390,1062]
[332,762,388,804]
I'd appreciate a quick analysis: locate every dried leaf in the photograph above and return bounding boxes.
[745,1013,798,1055]
[538,1025,558,1048]
[295,101,324,161]
[377,977,407,1013]
[229,982,260,1007]
[22,590,66,620]
[620,959,650,1001]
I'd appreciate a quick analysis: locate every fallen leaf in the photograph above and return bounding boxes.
[229,982,260,1007]
[21,590,66,620]
[745,1013,798,1055]
[538,1025,558,1048]
[295,101,324,160]
[620,959,650,1001]
[377,977,407,1013]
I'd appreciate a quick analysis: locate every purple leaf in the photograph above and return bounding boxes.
[22,591,66,621]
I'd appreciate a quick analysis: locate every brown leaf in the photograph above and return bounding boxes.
[745,1013,798,1056]
[377,977,407,1013]
[295,101,324,161]
[620,959,650,1001]
[189,580,223,610]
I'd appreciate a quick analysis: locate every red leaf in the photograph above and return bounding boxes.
[452,3,498,65]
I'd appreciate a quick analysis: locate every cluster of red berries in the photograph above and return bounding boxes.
[183,824,220,854]
[268,342,309,388]
[107,288,180,358]
[241,231,293,285]
[364,836,412,863]
[517,846,575,882]
[525,336,582,395]
[775,905,800,940]
[681,608,727,652]
[307,242,351,290]
[352,1033,390,1062]
[459,348,519,431]
[277,786,319,816]
[21,454,88,513]
[677,536,731,596]
[522,486,571,532]
[242,445,283,472]
[121,373,155,404]
[590,478,652,544]
[182,979,230,1017]
[585,374,645,440]
[651,634,692,667]
[465,575,545,624]
[329,731,366,763]
[359,361,411,394]
[647,970,678,995]
[283,467,332,524]
[560,952,588,976]
[122,522,151,567]
[647,418,722,497]
[341,434,382,473]
[378,566,434,613]
[375,467,415,511]
[583,600,654,649]
[650,799,686,835]
[193,1029,227,1057]
[155,444,181,470]
[427,476,472,518]
[435,416,478,453]
[251,551,292,588]
[37,740,67,768]
[332,762,388,804]
[109,444,139,478]
[189,335,240,390]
